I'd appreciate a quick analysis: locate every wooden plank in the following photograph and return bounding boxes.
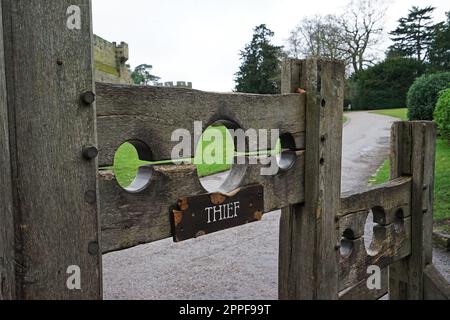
[339,268,388,300]
[339,217,411,291]
[96,83,306,166]
[389,122,437,300]
[279,58,345,300]
[1,0,102,299]
[100,151,305,253]
[423,265,450,300]
[340,177,412,221]
[0,0,15,300]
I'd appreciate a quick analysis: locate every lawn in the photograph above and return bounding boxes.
[370,108,408,121]
[370,109,450,221]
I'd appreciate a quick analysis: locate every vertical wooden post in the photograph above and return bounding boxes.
[389,121,437,300]
[0,0,15,300]
[1,0,102,299]
[279,58,345,300]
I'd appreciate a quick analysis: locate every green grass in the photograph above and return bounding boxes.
[370,108,450,221]
[370,108,408,121]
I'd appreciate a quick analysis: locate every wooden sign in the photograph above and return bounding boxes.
[171,185,264,242]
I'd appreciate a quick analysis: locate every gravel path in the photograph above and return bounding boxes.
[103,111,449,300]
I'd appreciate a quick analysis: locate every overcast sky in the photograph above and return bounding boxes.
[92,0,449,92]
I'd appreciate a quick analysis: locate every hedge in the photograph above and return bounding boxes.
[407,72,450,121]
[434,88,450,140]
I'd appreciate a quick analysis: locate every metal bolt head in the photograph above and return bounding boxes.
[85,190,97,204]
[88,242,100,255]
[81,91,96,105]
[82,146,98,160]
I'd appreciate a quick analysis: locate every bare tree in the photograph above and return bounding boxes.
[286,0,389,75]
[287,15,346,61]
[336,0,388,73]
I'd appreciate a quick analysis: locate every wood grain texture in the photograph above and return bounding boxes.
[0,0,15,300]
[279,59,345,300]
[423,265,450,300]
[1,0,102,299]
[100,152,306,253]
[96,83,306,166]
[340,177,412,220]
[389,122,437,300]
[339,268,388,300]
[339,217,411,291]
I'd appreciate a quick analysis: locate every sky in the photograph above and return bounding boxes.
[92,0,449,92]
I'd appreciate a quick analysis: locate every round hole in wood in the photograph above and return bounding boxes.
[113,140,154,193]
[276,132,297,172]
[364,207,386,257]
[340,229,355,258]
[394,208,405,233]
[196,120,247,193]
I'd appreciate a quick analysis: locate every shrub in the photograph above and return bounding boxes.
[347,57,425,110]
[407,72,450,120]
[434,89,450,140]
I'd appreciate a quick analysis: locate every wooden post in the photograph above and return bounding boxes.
[1,0,102,299]
[0,0,15,300]
[389,121,437,300]
[279,58,345,300]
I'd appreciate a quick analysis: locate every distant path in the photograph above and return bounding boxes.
[103,111,449,300]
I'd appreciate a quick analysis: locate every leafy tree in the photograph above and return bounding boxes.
[235,24,283,94]
[348,57,426,110]
[429,12,450,71]
[131,64,160,85]
[389,6,437,62]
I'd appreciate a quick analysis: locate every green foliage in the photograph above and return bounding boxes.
[407,72,450,120]
[131,64,160,85]
[429,12,450,72]
[434,89,450,140]
[235,24,283,94]
[389,6,437,62]
[348,57,425,110]
[371,139,450,221]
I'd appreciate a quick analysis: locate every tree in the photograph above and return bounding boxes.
[336,0,388,74]
[348,57,426,110]
[131,64,160,85]
[389,6,437,62]
[287,15,346,61]
[286,0,388,75]
[429,12,450,71]
[235,24,283,94]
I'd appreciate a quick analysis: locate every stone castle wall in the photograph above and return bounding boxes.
[94,35,133,85]
[94,35,192,88]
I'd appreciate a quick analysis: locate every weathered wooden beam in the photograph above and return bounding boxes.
[100,151,306,253]
[279,58,345,300]
[339,218,411,291]
[340,177,412,219]
[423,265,450,300]
[389,122,437,300]
[0,0,15,300]
[96,83,306,166]
[1,0,102,299]
[339,268,388,300]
